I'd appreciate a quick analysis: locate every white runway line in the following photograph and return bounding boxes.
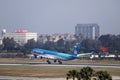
[0,76,119,80]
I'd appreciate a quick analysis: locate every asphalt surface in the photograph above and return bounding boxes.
[0,76,120,80]
[0,62,120,68]
[0,76,67,80]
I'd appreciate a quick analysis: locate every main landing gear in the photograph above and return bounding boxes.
[47,60,51,64]
[46,60,62,64]
[58,60,62,64]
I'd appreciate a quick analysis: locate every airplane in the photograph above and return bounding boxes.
[31,43,93,64]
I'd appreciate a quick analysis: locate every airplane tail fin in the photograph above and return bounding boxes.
[73,43,80,55]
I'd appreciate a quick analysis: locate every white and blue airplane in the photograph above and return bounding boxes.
[31,43,92,64]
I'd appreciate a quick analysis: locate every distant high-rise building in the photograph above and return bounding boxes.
[75,24,99,39]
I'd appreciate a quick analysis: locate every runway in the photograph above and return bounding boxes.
[0,76,119,80]
[0,62,120,68]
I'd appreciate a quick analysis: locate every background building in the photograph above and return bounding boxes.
[75,24,100,39]
[2,29,37,45]
[38,33,75,43]
[0,38,2,45]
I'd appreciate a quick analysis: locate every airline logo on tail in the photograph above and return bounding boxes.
[73,43,80,55]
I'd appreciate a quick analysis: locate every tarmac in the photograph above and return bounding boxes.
[0,76,66,80]
[0,76,120,80]
[0,62,120,68]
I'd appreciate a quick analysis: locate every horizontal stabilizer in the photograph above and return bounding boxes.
[77,52,93,57]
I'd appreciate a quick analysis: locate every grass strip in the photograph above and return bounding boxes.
[0,65,120,77]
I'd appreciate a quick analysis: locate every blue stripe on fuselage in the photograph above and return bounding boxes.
[32,48,78,60]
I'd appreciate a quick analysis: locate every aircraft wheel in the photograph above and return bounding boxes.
[54,60,57,63]
[58,60,62,64]
[40,56,43,59]
[47,60,51,64]
[34,54,37,58]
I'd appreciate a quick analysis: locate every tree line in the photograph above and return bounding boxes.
[0,34,120,56]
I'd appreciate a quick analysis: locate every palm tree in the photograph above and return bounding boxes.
[76,72,81,80]
[66,67,112,80]
[66,70,78,80]
[95,71,112,80]
[80,66,94,80]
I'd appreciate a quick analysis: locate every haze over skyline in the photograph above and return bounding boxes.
[0,0,120,35]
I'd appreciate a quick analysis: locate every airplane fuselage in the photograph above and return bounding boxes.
[31,48,78,61]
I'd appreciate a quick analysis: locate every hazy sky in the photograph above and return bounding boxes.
[0,0,120,35]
